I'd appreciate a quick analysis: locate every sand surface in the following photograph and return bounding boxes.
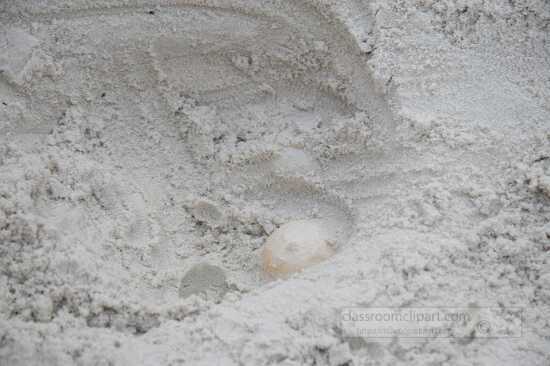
[1,0,549,365]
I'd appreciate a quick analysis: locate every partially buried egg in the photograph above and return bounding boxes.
[261,219,337,278]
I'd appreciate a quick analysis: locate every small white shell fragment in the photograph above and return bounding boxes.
[261,219,336,278]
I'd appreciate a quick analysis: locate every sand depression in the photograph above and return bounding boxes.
[1,0,394,299]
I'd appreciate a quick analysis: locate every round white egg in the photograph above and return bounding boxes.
[261,219,336,278]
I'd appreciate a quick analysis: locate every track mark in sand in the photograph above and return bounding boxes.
[6,1,394,288]
[147,2,392,281]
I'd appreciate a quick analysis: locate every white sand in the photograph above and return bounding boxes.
[0,0,549,365]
